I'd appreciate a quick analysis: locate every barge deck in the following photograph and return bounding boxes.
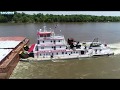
[0,37,29,79]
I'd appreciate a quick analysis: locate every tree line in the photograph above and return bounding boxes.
[0,11,120,23]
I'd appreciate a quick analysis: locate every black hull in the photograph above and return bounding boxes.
[93,53,114,57]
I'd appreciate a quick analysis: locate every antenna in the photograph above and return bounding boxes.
[92,38,98,43]
[59,29,62,36]
[43,25,46,32]
[39,29,41,32]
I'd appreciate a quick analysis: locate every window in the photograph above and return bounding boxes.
[40,35,44,37]
[43,41,44,43]
[62,52,64,54]
[65,52,67,54]
[81,51,84,55]
[76,52,78,53]
[40,54,41,56]
[51,40,52,42]
[71,52,72,54]
[41,47,44,49]
[35,46,38,51]
[66,46,68,49]
[60,46,61,48]
[52,46,53,48]
[37,40,39,44]
[54,46,56,50]
[58,40,60,42]
[56,53,58,55]
[47,34,50,37]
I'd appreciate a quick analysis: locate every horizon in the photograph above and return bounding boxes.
[17,11,120,16]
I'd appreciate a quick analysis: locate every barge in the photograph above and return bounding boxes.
[0,37,29,79]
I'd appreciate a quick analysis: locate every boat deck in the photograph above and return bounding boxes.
[20,54,91,62]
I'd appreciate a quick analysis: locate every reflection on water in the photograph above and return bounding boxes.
[0,22,120,79]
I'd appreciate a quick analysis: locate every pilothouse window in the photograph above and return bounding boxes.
[40,35,44,37]
[47,34,50,37]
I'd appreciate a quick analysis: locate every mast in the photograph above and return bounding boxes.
[43,25,46,32]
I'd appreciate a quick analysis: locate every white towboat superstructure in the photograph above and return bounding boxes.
[20,26,114,61]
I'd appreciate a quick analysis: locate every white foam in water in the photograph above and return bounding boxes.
[52,60,66,62]
[108,42,120,55]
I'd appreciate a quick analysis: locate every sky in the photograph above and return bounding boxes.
[17,11,120,16]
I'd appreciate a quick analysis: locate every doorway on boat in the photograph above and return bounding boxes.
[54,46,56,50]
[51,53,54,58]
[54,40,56,44]
[81,51,85,55]
[95,49,97,54]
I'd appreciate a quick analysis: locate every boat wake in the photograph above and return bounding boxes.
[108,42,120,55]
[52,60,66,62]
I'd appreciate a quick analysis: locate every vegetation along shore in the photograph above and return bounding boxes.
[0,11,120,23]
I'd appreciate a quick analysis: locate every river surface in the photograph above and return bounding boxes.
[1,22,120,79]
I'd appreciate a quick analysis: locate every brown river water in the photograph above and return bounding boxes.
[0,22,120,79]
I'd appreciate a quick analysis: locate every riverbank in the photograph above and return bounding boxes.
[1,12,120,23]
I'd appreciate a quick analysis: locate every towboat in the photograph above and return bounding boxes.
[20,26,114,61]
